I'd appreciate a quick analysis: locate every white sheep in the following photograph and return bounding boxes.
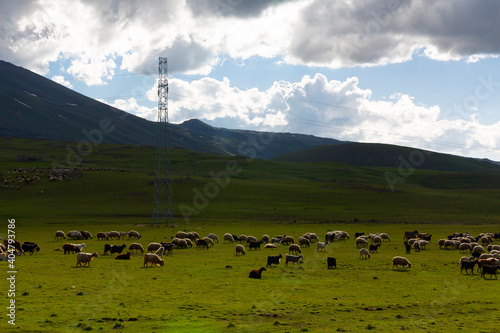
[128,230,142,239]
[107,231,120,240]
[392,256,411,270]
[207,233,219,243]
[176,231,187,239]
[379,233,391,241]
[76,252,98,267]
[264,243,276,248]
[316,242,328,251]
[74,243,86,251]
[143,253,164,267]
[154,246,165,258]
[119,231,128,239]
[459,243,473,253]
[372,236,382,244]
[285,254,304,267]
[359,248,370,259]
[147,242,162,252]
[235,244,245,256]
[223,233,234,243]
[472,245,485,254]
[261,235,270,243]
[55,230,65,240]
[356,237,368,248]
[129,243,144,253]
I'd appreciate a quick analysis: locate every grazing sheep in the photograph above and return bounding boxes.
[62,243,80,254]
[459,243,473,253]
[176,231,187,239]
[248,267,266,279]
[238,234,248,243]
[246,236,258,243]
[288,244,301,255]
[154,246,165,258]
[481,235,492,245]
[380,233,391,242]
[223,233,234,243]
[249,241,263,250]
[118,231,128,239]
[392,256,411,270]
[261,235,270,243]
[107,231,120,240]
[195,239,209,250]
[403,230,418,241]
[438,239,446,249]
[372,236,382,245]
[184,238,193,248]
[164,243,175,254]
[177,239,188,249]
[359,248,371,259]
[413,241,421,252]
[68,230,84,240]
[97,232,109,240]
[235,244,246,256]
[444,239,456,250]
[460,260,477,274]
[481,265,499,279]
[281,236,295,245]
[115,252,131,260]
[207,233,219,243]
[147,243,162,252]
[479,253,499,260]
[128,230,142,239]
[79,231,93,239]
[285,254,304,268]
[308,233,319,242]
[109,244,127,255]
[143,253,164,267]
[21,242,40,255]
[316,242,328,251]
[418,240,429,250]
[129,243,144,253]
[369,243,380,253]
[74,243,86,251]
[327,257,337,269]
[298,237,311,248]
[264,243,277,249]
[203,237,214,247]
[472,245,485,255]
[356,237,368,248]
[76,252,98,267]
[266,254,282,267]
[55,230,66,240]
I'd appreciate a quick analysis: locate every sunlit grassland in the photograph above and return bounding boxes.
[4,220,500,333]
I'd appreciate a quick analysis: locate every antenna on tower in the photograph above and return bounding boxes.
[152,57,173,227]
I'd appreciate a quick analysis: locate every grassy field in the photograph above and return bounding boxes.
[1,138,500,332]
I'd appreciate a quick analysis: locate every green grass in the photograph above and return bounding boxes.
[3,221,500,332]
[1,137,500,332]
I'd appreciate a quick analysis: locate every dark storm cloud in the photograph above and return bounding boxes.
[186,0,276,18]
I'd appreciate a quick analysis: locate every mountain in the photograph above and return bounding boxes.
[271,142,500,173]
[0,60,342,160]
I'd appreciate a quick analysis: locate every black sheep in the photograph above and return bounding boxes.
[327,257,337,269]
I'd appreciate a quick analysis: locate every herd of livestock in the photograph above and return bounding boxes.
[2,229,500,279]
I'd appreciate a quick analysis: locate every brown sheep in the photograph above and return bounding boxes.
[249,267,266,279]
[115,251,131,260]
[62,243,80,255]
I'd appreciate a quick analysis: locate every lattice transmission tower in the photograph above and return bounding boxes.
[152,57,173,227]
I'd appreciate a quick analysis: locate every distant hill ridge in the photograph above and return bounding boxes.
[271,142,500,173]
[0,60,341,160]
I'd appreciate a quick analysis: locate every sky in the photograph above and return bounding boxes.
[2,0,500,160]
